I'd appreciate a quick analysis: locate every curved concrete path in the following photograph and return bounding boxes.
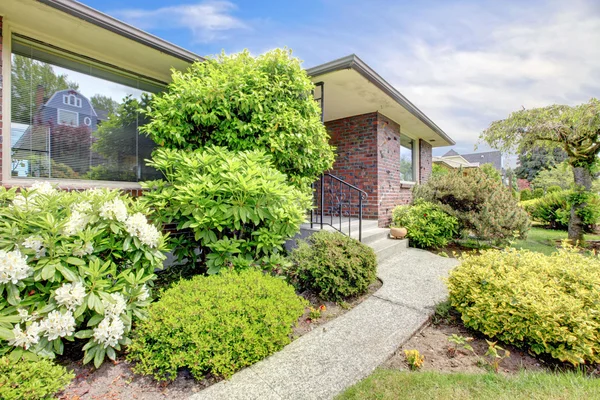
[189,249,458,400]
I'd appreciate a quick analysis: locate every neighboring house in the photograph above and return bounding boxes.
[457,150,503,172]
[0,0,456,228]
[432,154,479,170]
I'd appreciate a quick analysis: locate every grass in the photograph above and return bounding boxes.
[337,369,600,400]
[511,226,600,255]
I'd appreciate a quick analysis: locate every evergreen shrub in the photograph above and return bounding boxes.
[392,200,458,248]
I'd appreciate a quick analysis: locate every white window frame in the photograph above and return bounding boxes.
[399,130,420,184]
[1,25,164,190]
[57,109,79,127]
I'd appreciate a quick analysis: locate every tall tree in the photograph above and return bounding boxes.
[11,55,79,124]
[515,145,567,181]
[90,94,119,115]
[480,99,600,243]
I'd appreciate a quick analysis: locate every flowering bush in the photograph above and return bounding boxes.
[0,183,167,367]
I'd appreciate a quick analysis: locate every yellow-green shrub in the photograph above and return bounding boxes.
[127,269,307,380]
[0,357,73,400]
[448,248,600,365]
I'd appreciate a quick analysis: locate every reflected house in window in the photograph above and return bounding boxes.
[13,86,107,179]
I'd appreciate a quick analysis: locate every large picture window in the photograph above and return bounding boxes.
[10,37,164,182]
[400,134,416,182]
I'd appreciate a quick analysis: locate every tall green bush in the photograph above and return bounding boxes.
[448,248,600,366]
[392,200,458,248]
[413,168,530,243]
[140,49,335,189]
[141,146,311,274]
[521,190,600,231]
[287,231,377,301]
[127,269,307,380]
[0,184,166,367]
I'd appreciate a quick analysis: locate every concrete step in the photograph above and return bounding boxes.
[369,237,409,262]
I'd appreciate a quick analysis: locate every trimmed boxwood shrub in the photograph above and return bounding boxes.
[286,231,377,302]
[448,248,600,366]
[0,357,74,400]
[392,200,458,249]
[127,269,307,380]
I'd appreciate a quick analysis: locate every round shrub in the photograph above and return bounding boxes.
[519,189,532,201]
[127,269,307,380]
[286,231,377,301]
[0,184,166,367]
[392,200,458,248]
[448,248,600,366]
[413,168,530,243]
[142,146,311,274]
[532,188,544,199]
[0,357,74,400]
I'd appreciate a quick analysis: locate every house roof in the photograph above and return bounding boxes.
[433,155,479,169]
[306,55,455,147]
[38,0,203,63]
[461,151,502,171]
[443,149,459,156]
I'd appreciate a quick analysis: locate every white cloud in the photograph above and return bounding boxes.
[113,1,248,42]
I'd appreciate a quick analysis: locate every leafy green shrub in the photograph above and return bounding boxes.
[127,269,307,380]
[519,189,532,201]
[448,248,600,366]
[0,356,74,400]
[140,49,334,189]
[520,190,600,231]
[286,231,377,301]
[532,188,544,199]
[392,200,458,248]
[547,185,562,193]
[0,184,166,367]
[141,146,311,274]
[413,168,530,243]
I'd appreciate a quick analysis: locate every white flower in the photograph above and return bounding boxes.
[63,210,89,236]
[31,181,56,195]
[99,199,128,223]
[93,317,125,348]
[17,308,32,323]
[73,201,93,213]
[125,213,161,248]
[22,236,46,258]
[137,285,150,302]
[54,282,86,310]
[9,322,42,350]
[0,249,33,285]
[40,310,76,341]
[73,241,94,257]
[102,293,127,318]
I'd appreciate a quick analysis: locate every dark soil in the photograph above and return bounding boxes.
[57,279,382,399]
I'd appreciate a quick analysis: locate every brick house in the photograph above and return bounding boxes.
[0,1,455,228]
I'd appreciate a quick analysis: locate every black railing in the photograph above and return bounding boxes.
[310,173,368,241]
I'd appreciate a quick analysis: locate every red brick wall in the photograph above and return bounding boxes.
[325,113,379,219]
[376,114,413,227]
[419,139,432,184]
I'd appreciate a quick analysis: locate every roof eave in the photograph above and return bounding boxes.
[307,54,456,146]
[37,0,204,64]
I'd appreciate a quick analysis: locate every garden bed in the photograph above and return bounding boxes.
[58,279,382,399]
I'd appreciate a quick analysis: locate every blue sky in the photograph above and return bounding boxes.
[81,0,600,157]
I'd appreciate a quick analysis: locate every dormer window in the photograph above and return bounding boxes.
[63,94,82,108]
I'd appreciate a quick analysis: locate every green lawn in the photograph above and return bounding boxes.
[337,369,600,400]
[511,227,600,255]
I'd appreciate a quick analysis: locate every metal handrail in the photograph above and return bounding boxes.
[310,173,368,242]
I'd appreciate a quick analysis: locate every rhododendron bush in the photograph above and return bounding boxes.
[0,183,167,367]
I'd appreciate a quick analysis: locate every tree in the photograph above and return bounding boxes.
[515,145,567,181]
[532,161,574,191]
[480,99,600,242]
[90,94,119,115]
[140,49,335,190]
[480,163,502,183]
[11,55,78,124]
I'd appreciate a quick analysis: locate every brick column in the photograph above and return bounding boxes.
[419,139,432,184]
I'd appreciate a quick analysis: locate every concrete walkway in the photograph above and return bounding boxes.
[189,249,458,400]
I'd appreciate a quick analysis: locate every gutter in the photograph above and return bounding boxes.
[37,0,204,63]
[307,54,456,146]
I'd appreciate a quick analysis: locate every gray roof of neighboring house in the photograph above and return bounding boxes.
[442,149,459,156]
[461,151,502,171]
